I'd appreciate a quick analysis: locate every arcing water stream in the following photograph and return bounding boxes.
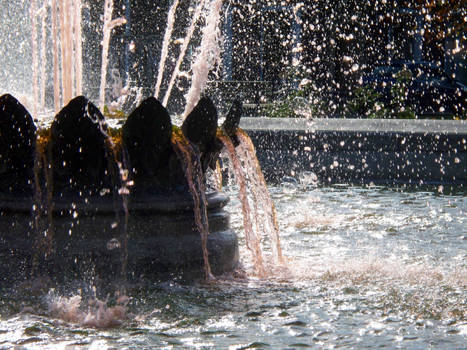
[182,0,223,117]
[154,0,180,99]
[98,0,126,112]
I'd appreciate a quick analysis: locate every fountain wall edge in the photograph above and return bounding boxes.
[241,117,467,187]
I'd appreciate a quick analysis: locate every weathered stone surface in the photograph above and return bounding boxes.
[0,94,36,194]
[50,96,116,196]
[122,97,171,176]
[0,94,241,282]
[182,97,218,149]
[0,192,238,282]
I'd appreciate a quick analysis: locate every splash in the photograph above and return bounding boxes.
[288,254,467,289]
[154,0,181,99]
[47,292,129,328]
[115,162,131,278]
[171,129,214,281]
[183,0,223,117]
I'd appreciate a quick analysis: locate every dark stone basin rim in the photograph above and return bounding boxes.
[0,192,229,214]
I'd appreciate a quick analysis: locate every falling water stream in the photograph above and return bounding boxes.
[218,132,267,277]
[171,129,214,281]
[217,129,286,277]
[235,130,284,265]
[32,130,54,266]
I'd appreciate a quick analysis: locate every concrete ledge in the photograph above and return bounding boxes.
[241,118,467,186]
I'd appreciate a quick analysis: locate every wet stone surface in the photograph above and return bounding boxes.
[182,96,223,171]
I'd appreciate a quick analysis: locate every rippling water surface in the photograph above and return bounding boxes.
[1,184,466,349]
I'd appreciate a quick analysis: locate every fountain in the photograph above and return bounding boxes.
[0,92,245,283]
[0,0,258,284]
[0,1,466,348]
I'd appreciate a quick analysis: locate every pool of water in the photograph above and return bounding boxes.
[1,183,466,349]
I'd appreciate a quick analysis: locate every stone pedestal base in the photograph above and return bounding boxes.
[0,192,239,282]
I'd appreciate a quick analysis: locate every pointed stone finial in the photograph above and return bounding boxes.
[0,94,36,194]
[222,99,243,146]
[181,96,220,171]
[50,96,115,196]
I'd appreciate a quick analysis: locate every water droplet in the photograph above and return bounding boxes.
[100,188,110,196]
[107,238,121,250]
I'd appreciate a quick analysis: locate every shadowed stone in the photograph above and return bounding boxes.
[0,94,36,194]
[240,117,467,186]
[222,99,243,146]
[182,96,221,171]
[122,97,171,177]
[0,93,241,283]
[50,96,116,196]
[122,97,186,192]
[201,99,244,172]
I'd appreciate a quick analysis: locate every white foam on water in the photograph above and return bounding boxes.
[260,253,467,291]
[47,291,130,328]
